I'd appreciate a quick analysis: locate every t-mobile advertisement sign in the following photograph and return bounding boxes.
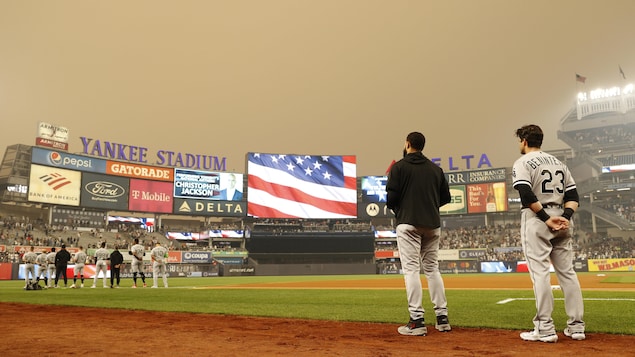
[128,179,173,213]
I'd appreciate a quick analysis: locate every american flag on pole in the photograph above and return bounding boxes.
[247,153,357,218]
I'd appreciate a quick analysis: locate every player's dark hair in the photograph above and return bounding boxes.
[515,124,543,148]
[406,132,426,151]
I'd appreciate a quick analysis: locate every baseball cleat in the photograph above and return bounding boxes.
[520,330,558,343]
[564,328,586,340]
[70,284,76,289]
[435,315,452,332]
[397,318,427,336]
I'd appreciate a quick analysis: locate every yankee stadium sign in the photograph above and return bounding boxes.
[79,137,227,171]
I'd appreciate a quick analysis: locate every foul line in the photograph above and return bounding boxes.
[497,297,635,304]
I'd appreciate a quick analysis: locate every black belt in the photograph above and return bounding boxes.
[543,203,563,208]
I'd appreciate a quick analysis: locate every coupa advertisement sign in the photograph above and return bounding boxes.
[182,251,213,264]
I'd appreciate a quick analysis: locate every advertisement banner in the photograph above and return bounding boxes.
[128,179,173,213]
[181,251,213,264]
[32,147,107,173]
[357,202,394,219]
[465,168,507,184]
[37,122,69,143]
[167,251,182,264]
[438,249,460,261]
[440,185,467,215]
[588,258,635,272]
[438,260,480,274]
[174,169,243,201]
[80,172,129,210]
[0,263,12,280]
[28,164,81,206]
[35,137,68,151]
[214,257,245,264]
[173,198,246,217]
[106,161,173,182]
[480,261,516,273]
[573,259,589,272]
[517,261,555,273]
[222,265,255,276]
[458,249,488,260]
[375,250,399,259]
[468,182,508,213]
[166,263,219,277]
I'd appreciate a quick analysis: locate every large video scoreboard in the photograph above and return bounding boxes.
[357,168,508,218]
[28,147,245,217]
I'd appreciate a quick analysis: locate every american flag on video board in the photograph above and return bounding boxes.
[247,153,357,218]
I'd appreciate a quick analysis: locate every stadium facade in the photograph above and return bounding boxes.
[1,84,633,277]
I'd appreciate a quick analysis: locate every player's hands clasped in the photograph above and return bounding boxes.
[546,216,569,234]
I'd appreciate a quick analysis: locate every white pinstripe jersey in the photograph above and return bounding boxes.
[512,151,576,205]
[23,251,37,264]
[36,253,48,265]
[94,248,110,261]
[74,251,87,264]
[150,246,168,263]
[46,252,56,265]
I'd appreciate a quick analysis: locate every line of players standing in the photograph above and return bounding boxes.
[22,238,169,289]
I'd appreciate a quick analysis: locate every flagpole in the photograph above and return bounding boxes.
[619,65,626,82]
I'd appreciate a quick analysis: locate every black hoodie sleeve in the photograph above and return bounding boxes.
[386,165,400,212]
[439,175,451,206]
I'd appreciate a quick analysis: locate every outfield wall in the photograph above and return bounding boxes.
[3,258,633,280]
[253,263,376,276]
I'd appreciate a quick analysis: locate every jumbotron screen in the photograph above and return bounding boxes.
[247,152,357,219]
[361,176,387,203]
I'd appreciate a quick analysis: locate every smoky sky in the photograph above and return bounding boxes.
[1,1,634,176]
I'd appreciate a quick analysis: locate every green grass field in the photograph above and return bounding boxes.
[1,273,633,335]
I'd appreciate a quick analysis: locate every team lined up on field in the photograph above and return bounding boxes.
[21,238,169,289]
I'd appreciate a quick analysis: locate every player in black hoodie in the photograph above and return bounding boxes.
[386,131,452,336]
[54,244,71,288]
[109,247,124,288]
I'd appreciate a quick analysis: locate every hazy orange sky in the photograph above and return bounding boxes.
[1,1,634,176]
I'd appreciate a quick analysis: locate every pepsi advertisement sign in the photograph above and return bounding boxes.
[32,147,107,173]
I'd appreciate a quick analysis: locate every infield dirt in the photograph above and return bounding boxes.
[2,273,633,356]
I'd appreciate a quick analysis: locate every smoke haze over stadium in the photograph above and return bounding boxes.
[1,1,634,176]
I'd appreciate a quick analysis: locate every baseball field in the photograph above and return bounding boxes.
[1,272,633,356]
